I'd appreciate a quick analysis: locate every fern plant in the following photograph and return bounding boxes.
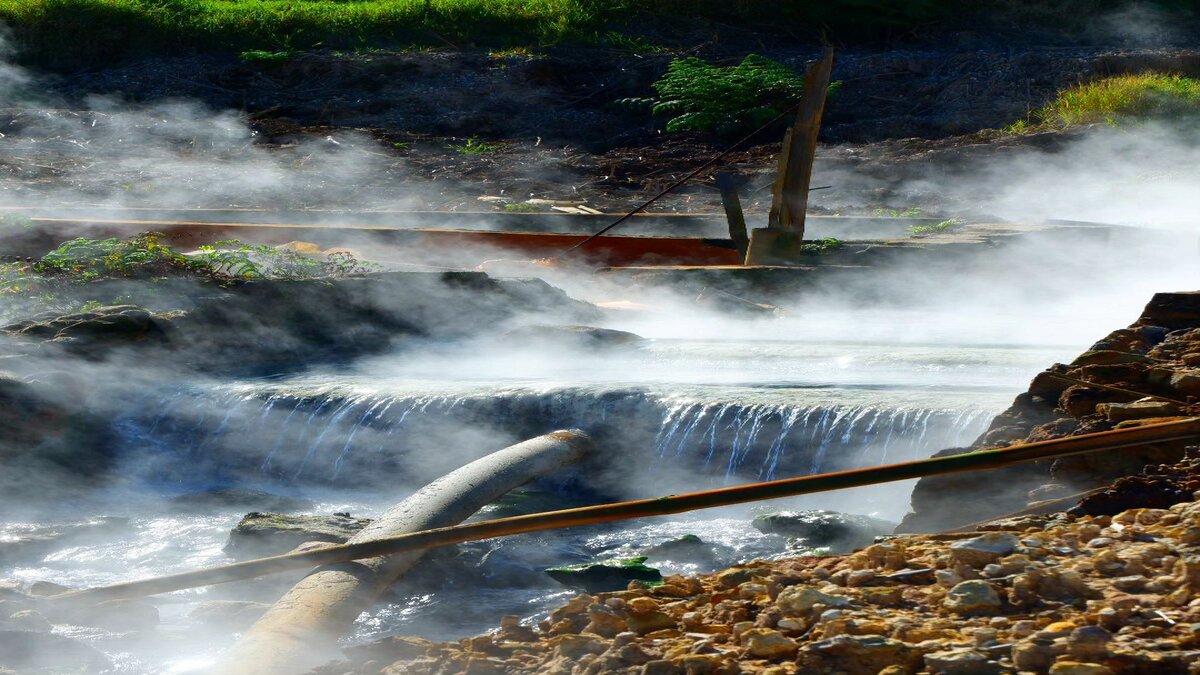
[625,54,837,135]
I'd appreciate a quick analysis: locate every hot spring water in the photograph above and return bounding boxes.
[2,336,1074,673]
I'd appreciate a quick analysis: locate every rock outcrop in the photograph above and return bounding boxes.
[223,512,372,560]
[899,291,1200,533]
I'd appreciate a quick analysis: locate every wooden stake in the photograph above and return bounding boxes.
[47,417,1200,605]
[771,45,835,237]
[716,172,749,258]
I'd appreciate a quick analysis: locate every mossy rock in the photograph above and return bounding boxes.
[545,556,662,593]
[752,510,895,554]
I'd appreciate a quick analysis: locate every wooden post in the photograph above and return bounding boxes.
[746,46,835,264]
[716,173,749,259]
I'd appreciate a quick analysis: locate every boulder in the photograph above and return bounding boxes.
[797,634,921,674]
[1,305,172,352]
[640,534,731,566]
[500,324,644,350]
[752,510,895,553]
[948,533,1021,568]
[943,580,1003,616]
[223,512,372,560]
[775,587,851,615]
[924,648,1003,675]
[544,556,662,593]
[1096,400,1181,422]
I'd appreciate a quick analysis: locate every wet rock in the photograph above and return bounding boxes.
[1071,350,1152,367]
[924,648,1002,675]
[740,628,797,658]
[624,608,676,636]
[1060,385,1127,418]
[775,587,851,615]
[751,510,895,553]
[189,600,271,630]
[28,581,71,597]
[478,489,575,519]
[1169,370,1200,397]
[1096,400,1181,422]
[0,630,110,672]
[797,634,920,674]
[223,512,372,559]
[344,635,434,664]
[545,557,662,594]
[500,324,644,350]
[168,488,313,513]
[1,305,172,352]
[949,533,1020,568]
[1012,639,1062,671]
[640,534,730,566]
[943,580,1002,616]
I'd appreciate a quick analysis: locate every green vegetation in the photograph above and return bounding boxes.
[907,218,964,236]
[626,54,835,135]
[799,237,844,255]
[447,135,502,155]
[502,202,540,212]
[0,233,374,321]
[6,0,1195,70]
[240,48,296,63]
[1006,73,1200,133]
[874,207,925,218]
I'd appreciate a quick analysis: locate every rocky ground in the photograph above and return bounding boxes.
[314,453,1200,675]
[302,292,1200,675]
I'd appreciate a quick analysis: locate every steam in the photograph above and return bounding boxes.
[0,17,1199,675]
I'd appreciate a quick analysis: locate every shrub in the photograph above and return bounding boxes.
[629,54,838,135]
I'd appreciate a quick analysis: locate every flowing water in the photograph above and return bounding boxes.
[2,333,1077,673]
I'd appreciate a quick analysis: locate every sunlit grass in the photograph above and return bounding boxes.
[1006,73,1200,134]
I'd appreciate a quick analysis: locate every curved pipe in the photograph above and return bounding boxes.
[214,429,594,675]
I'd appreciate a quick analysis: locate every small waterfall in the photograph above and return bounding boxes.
[113,383,997,490]
[653,399,991,481]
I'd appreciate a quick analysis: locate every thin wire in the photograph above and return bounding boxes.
[555,104,801,258]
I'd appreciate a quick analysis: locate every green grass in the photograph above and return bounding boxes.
[907,218,963,237]
[447,135,502,155]
[5,0,1196,70]
[1006,73,1200,133]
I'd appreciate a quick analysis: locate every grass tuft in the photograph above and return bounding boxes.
[1008,73,1200,133]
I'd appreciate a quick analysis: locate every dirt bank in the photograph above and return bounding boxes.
[8,46,1197,219]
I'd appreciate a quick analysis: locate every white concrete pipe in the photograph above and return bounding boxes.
[215,429,595,675]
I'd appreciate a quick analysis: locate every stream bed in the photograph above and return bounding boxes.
[2,334,1076,673]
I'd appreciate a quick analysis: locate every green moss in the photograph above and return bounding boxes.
[545,556,663,593]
